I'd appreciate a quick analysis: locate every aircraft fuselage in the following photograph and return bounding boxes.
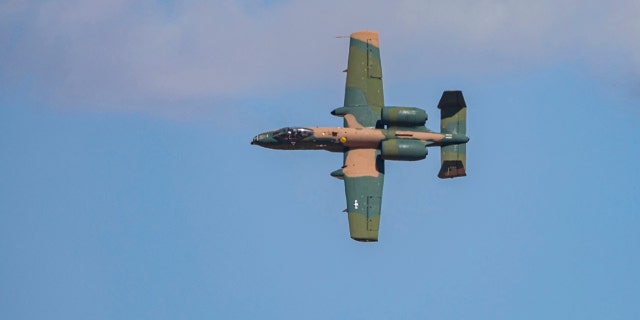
[251,126,469,152]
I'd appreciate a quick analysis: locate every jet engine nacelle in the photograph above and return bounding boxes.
[380,139,428,161]
[381,107,428,127]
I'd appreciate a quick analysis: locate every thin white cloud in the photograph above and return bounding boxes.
[1,0,638,115]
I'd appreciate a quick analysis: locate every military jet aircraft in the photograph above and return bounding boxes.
[251,30,469,242]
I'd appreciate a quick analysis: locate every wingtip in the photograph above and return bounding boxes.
[350,30,379,47]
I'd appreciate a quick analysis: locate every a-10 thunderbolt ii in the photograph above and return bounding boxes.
[251,30,469,242]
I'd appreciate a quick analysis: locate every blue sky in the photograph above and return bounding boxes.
[2,1,639,319]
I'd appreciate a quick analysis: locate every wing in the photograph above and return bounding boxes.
[342,147,385,242]
[341,30,384,128]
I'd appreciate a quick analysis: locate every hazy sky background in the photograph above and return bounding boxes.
[2,1,639,319]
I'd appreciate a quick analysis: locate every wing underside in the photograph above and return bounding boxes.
[342,148,384,242]
[342,30,384,128]
[341,31,386,241]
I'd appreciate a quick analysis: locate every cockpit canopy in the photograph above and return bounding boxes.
[273,127,313,141]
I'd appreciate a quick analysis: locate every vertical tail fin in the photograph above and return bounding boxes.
[437,91,468,179]
[438,144,466,178]
[438,90,467,135]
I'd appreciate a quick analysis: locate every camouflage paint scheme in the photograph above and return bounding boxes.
[251,31,469,242]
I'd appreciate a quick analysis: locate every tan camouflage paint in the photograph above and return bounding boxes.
[312,127,448,147]
[342,114,365,128]
[312,127,385,148]
[350,30,380,48]
[311,126,460,179]
[394,131,446,142]
[342,148,380,178]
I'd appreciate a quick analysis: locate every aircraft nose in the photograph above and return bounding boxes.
[251,135,262,145]
[251,132,274,146]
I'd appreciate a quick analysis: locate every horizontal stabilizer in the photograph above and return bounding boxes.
[438,91,468,178]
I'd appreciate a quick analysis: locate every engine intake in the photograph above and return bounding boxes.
[381,139,427,161]
[381,107,428,127]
